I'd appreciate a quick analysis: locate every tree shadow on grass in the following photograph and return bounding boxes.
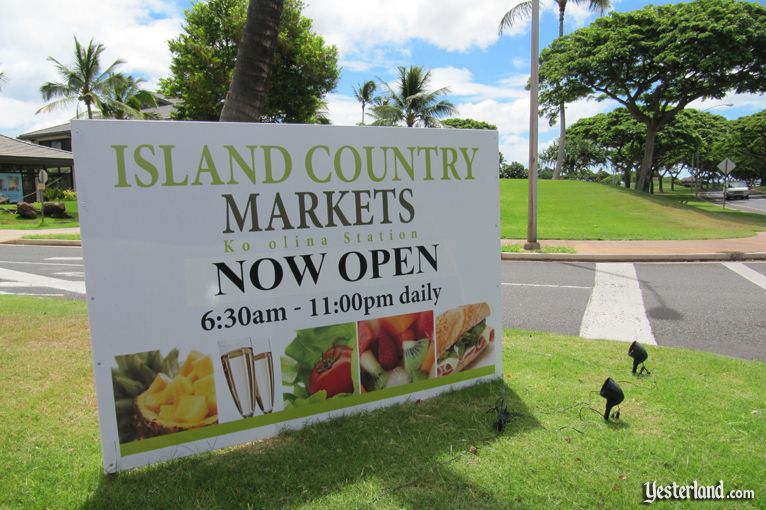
[82,380,541,510]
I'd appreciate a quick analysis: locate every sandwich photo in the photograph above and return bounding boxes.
[425,302,495,377]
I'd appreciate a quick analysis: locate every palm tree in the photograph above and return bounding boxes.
[101,74,158,119]
[38,37,125,119]
[353,80,377,124]
[0,67,6,91]
[370,66,457,128]
[499,0,610,179]
[220,0,284,122]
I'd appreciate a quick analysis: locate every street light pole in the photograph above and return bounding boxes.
[524,0,540,251]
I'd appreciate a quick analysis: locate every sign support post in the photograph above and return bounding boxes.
[717,158,736,210]
[37,169,48,225]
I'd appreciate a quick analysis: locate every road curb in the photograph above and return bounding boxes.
[501,252,766,262]
[2,239,81,247]
[4,240,766,263]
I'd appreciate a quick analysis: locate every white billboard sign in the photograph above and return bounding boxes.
[72,120,502,473]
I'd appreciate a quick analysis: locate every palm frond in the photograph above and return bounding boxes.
[35,96,78,115]
[499,0,535,35]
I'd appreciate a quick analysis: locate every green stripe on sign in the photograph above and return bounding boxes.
[120,364,496,457]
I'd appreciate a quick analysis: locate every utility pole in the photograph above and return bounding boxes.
[524,0,540,251]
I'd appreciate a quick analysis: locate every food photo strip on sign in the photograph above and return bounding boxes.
[72,121,501,472]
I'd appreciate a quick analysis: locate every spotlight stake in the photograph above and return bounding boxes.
[628,341,651,375]
[599,377,624,421]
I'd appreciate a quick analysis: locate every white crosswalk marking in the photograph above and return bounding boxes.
[721,262,766,291]
[52,271,85,278]
[0,267,85,294]
[45,257,83,261]
[579,263,656,345]
[502,282,591,289]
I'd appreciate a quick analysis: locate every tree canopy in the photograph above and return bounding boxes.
[38,37,125,119]
[370,66,457,127]
[538,0,766,192]
[441,118,497,130]
[728,110,766,182]
[160,0,339,122]
[36,37,156,120]
[353,80,377,125]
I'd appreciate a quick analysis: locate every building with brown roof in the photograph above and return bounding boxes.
[0,134,74,203]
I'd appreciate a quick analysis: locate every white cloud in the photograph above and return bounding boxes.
[430,67,528,101]
[304,0,529,71]
[326,93,364,126]
[0,0,183,136]
[689,94,766,113]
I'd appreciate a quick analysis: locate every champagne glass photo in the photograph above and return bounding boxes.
[218,338,257,418]
[251,337,274,414]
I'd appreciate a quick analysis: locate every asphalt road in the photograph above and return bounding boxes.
[2,245,765,361]
[0,244,84,299]
[501,260,766,361]
[700,191,766,214]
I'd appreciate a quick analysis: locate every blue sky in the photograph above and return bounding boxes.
[1,0,764,163]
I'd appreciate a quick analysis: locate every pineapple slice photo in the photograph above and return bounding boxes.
[112,349,219,442]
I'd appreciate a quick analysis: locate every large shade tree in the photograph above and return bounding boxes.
[161,0,339,123]
[38,37,125,119]
[728,110,766,184]
[538,0,766,193]
[565,108,730,191]
[499,0,610,180]
[370,66,457,127]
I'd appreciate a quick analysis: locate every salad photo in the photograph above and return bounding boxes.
[281,323,358,408]
[358,310,435,392]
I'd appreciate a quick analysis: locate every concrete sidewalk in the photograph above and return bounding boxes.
[3,228,766,261]
[0,227,81,246]
[502,232,766,261]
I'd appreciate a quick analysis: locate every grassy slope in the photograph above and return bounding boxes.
[0,200,79,229]
[1,296,764,509]
[500,180,766,240]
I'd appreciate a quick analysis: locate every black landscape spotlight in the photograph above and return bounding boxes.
[599,377,624,421]
[628,341,651,375]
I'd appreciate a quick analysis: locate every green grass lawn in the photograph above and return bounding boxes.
[501,243,576,253]
[501,180,766,240]
[2,296,764,509]
[0,200,79,229]
[20,233,81,240]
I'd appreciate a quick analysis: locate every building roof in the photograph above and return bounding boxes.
[18,96,179,141]
[0,134,73,167]
[17,123,71,140]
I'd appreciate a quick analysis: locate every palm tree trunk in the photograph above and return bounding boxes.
[361,103,365,125]
[552,6,566,180]
[220,0,284,122]
[86,99,93,120]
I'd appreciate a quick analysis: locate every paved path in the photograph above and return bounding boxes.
[503,232,766,256]
[0,227,80,243]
